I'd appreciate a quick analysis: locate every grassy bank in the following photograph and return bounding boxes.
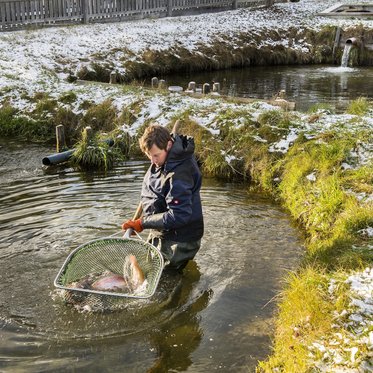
[1,86,372,370]
[76,25,373,83]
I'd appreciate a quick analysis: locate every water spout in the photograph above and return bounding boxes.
[341,44,352,67]
[341,38,357,67]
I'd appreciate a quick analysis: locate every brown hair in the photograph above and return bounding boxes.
[139,124,172,153]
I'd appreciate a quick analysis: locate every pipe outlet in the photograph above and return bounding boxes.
[345,37,358,46]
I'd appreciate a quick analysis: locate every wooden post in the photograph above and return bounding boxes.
[202,83,210,94]
[151,77,159,88]
[82,0,89,24]
[158,79,166,89]
[332,27,342,63]
[213,82,220,93]
[167,0,172,17]
[56,125,66,153]
[277,90,286,99]
[187,81,196,91]
[83,126,93,143]
[109,72,117,84]
[232,0,238,10]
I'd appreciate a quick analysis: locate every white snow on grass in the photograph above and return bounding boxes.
[1,0,373,112]
[310,269,373,372]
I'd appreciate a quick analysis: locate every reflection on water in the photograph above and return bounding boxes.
[161,65,373,112]
[0,140,303,372]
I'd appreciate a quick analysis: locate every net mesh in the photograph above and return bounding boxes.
[54,237,164,311]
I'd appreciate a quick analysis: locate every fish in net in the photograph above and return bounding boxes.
[54,237,164,312]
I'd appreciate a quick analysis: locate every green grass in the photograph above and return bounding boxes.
[0,103,55,142]
[71,128,117,170]
[257,267,337,372]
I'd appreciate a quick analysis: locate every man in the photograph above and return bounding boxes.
[122,124,204,272]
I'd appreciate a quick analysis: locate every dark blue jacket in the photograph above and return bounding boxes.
[141,134,204,242]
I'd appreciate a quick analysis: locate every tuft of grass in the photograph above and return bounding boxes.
[109,128,132,159]
[33,98,58,115]
[346,97,370,116]
[59,91,78,104]
[79,99,118,133]
[258,109,283,127]
[76,62,112,83]
[307,103,334,115]
[341,165,373,195]
[71,129,116,170]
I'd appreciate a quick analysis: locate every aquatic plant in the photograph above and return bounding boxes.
[71,128,116,170]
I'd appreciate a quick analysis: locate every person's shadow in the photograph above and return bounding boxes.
[146,261,213,372]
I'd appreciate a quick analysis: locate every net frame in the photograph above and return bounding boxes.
[54,236,164,300]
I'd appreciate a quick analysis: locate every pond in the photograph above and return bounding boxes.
[160,64,373,112]
[0,140,303,372]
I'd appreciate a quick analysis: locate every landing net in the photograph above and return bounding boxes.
[54,237,164,311]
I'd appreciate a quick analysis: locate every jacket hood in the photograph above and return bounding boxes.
[165,134,195,170]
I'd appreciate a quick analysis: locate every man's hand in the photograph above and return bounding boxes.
[121,219,143,232]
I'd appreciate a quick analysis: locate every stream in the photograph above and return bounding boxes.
[0,139,303,372]
[161,64,373,112]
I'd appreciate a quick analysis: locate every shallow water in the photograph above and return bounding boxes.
[0,140,303,372]
[161,64,373,112]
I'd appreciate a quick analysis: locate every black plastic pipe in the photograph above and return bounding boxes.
[42,149,75,166]
[42,139,115,166]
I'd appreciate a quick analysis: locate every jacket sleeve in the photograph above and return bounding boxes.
[141,173,195,230]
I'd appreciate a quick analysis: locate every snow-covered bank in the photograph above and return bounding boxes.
[309,268,373,372]
[1,0,373,112]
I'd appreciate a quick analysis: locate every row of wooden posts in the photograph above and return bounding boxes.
[151,77,221,95]
[108,73,221,95]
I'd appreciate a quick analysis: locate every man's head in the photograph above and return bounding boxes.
[139,124,173,167]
